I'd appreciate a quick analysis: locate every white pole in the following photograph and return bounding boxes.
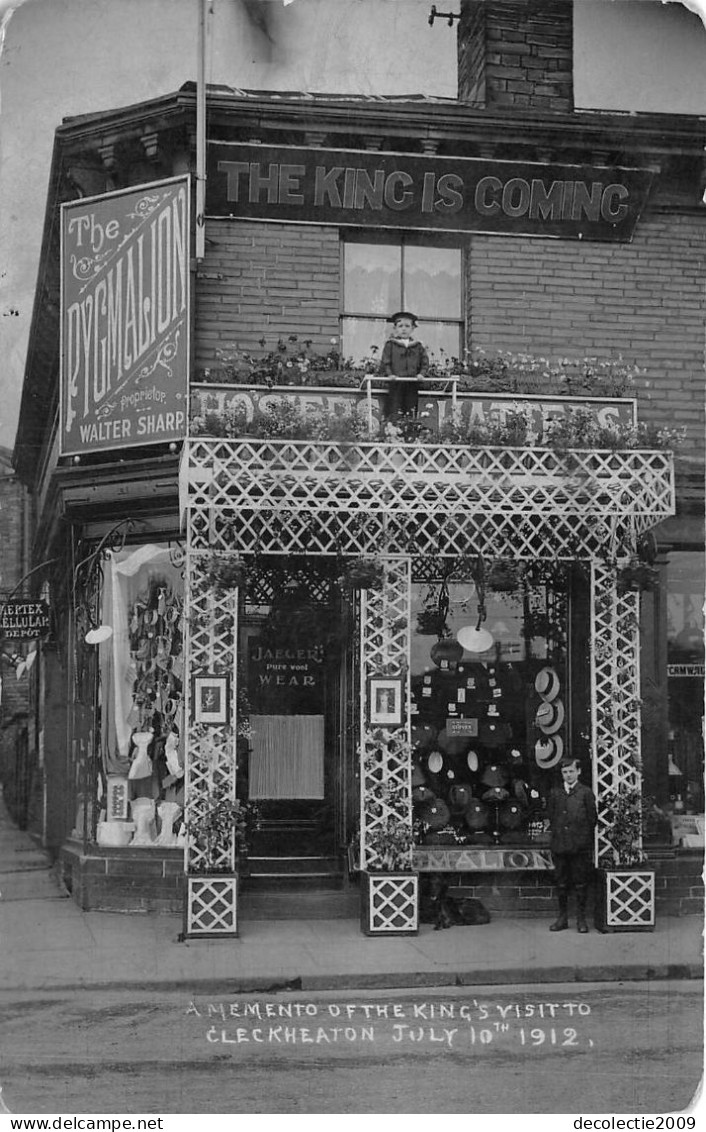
[195,0,207,261]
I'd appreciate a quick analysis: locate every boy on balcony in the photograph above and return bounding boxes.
[380,311,429,421]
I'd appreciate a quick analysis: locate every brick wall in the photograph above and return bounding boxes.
[467,210,706,459]
[196,220,341,371]
[458,0,574,112]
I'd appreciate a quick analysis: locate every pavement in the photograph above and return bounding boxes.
[1,799,703,995]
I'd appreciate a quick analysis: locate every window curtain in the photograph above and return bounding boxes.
[249,714,325,799]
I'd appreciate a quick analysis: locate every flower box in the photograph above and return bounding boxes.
[184,873,239,938]
[360,871,419,936]
[594,866,655,933]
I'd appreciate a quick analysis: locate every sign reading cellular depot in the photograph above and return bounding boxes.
[208,143,653,241]
[0,600,51,640]
[60,177,189,457]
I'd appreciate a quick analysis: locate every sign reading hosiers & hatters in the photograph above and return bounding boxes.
[60,177,189,457]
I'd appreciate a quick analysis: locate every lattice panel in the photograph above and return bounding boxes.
[186,440,674,523]
[205,508,640,562]
[185,875,238,936]
[603,870,655,929]
[184,553,238,874]
[591,559,642,865]
[360,559,413,872]
[363,874,419,934]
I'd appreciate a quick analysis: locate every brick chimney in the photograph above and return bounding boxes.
[458,0,574,113]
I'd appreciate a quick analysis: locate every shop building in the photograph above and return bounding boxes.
[12,2,705,930]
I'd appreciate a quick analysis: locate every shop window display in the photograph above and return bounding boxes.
[410,562,584,849]
[665,550,705,818]
[95,544,185,848]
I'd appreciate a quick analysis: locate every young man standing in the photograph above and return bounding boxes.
[547,757,597,933]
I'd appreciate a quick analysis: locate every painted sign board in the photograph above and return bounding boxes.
[208,142,653,242]
[60,177,190,457]
[0,599,51,639]
[191,384,636,442]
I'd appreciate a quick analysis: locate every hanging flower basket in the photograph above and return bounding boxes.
[616,556,659,596]
[338,557,385,592]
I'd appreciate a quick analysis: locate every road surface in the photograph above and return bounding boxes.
[0,981,701,1115]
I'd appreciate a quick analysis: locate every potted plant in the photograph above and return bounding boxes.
[183,781,259,938]
[595,785,656,933]
[360,732,419,936]
[338,556,386,592]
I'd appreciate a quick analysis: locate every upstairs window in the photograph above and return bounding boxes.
[341,234,463,367]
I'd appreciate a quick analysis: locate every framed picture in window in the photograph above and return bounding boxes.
[368,675,404,726]
[192,673,229,725]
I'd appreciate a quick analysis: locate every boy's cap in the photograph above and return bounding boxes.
[388,310,418,324]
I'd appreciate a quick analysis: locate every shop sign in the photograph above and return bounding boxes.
[60,177,190,457]
[0,599,51,639]
[446,718,478,737]
[414,847,554,871]
[208,142,653,242]
[667,664,705,677]
[192,384,636,438]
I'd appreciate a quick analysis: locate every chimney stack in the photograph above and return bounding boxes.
[458,0,574,113]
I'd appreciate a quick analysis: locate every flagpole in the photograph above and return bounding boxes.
[195,0,207,261]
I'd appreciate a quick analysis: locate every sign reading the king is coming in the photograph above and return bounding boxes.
[60,177,190,457]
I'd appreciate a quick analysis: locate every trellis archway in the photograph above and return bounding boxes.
[181,437,674,905]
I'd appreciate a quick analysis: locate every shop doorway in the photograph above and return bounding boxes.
[238,559,355,861]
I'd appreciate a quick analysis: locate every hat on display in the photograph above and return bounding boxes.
[430,639,464,668]
[457,625,494,653]
[448,784,474,813]
[412,785,436,805]
[467,749,479,773]
[534,667,560,700]
[535,699,565,734]
[482,785,510,803]
[418,797,451,830]
[388,310,418,325]
[534,735,564,769]
[465,800,490,831]
[512,778,529,806]
[498,801,523,830]
[427,750,444,774]
[412,765,427,787]
[481,763,510,788]
[479,719,511,748]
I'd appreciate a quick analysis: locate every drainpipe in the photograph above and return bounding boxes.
[195,0,208,261]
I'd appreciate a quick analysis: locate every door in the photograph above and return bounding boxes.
[238,559,351,858]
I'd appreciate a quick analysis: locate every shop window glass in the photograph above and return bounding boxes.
[666,550,705,814]
[95,544,185,846]
[410,563,587,849]
[341,235,463,365]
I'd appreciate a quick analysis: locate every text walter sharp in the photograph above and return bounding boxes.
[62,184,188,434]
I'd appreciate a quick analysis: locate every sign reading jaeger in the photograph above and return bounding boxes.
[209,143,653,241]
[0,600,51,640]
[60,177,190,456]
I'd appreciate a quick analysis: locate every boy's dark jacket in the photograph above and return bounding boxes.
[380,337,429,378]
[547,782,597,854]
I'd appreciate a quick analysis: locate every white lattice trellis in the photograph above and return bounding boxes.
[591,559,643,865]
[182,437,675,912]
[359,559,413,871]
[184,556,238,875]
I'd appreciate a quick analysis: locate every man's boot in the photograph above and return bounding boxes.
[576,886,589,933]
[549,887,569,932]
